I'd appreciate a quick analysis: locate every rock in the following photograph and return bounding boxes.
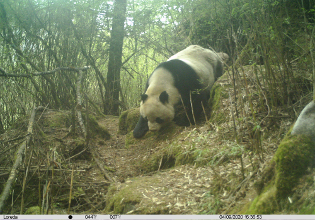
[291,101,315,143]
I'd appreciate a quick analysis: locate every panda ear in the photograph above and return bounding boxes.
[159,91,169,104]
[141,94,148,102]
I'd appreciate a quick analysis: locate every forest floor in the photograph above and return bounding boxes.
[93,112,274,214]
[1,66,314,214]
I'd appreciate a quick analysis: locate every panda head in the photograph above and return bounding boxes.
[140,90,175,131]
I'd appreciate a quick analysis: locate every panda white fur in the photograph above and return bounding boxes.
[133,45,228,138]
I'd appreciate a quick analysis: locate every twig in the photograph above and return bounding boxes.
[43,181,51,206]
[64,147,89,162]
[201,101,208,122]
[33,66,90,76]
[68,166,74,214]
[91,149,114,182]
[0,167,87,172]
[228,91,237,142]
[158,155,163,171]
[84,94,106,118]
[20,149,34,214]
[189,91,197,126]
[0,134,29,144]
[36,104,50,123]
[180,95,192,126]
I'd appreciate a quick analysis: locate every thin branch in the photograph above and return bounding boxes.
[121,46,145,66]
[33,66,90,76]
[91,148,114,182]
[0,66,90,77]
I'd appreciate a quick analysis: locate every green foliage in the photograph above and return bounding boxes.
[1,0,314,140]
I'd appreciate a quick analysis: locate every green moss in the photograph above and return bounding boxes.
[44,111,110,140]
[118,110,129,134]
[246,181,278,214]
[138,144,180,173]
[105,176,169,214]
[136,129,222,173]
[119,108,140,135]
[243,132,315,214]
[105,180,143,213]
[124,131,136,149]
[175,147,213,167]
[104,165,115,172]
[253,160,276,194]
[125,121,180,148]
[25,206,41,214]
[86,114,110,140]
[209,84,226,123]
[299,199,315,214]
[274,134,314,198]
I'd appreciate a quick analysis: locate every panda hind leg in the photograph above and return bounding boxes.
[173,92,209,127]
[192,92,210,123]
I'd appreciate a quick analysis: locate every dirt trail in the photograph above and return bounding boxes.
[96,116,139,182]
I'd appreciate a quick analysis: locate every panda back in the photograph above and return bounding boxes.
[153,59,203,99]
[168,45,220,87]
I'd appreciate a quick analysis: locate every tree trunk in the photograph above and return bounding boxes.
[105,0,127,115]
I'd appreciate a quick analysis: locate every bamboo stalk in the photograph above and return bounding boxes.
[201,101,208,122]
[68,166,74,214]
[20,150,33,214]
[180,95,192,126]
[189,91,197,126]
[76,70,86,137]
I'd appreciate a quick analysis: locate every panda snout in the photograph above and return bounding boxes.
[149,127,159,131]
[148,122,162,131]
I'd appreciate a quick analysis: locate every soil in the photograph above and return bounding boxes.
[96,116,139,182]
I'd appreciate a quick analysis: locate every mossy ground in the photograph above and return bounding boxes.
[105,181,143,214]
[209,84,228,124]
[274,134,315,198]
[85,113,111,140]
[243,132,315,214]
[118,108,140,135]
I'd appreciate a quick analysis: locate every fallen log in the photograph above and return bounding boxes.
[0,106,37,212]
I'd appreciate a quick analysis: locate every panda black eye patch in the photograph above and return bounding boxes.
[156,117,164,124]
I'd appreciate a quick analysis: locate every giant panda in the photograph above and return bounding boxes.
[133,45,228,138]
